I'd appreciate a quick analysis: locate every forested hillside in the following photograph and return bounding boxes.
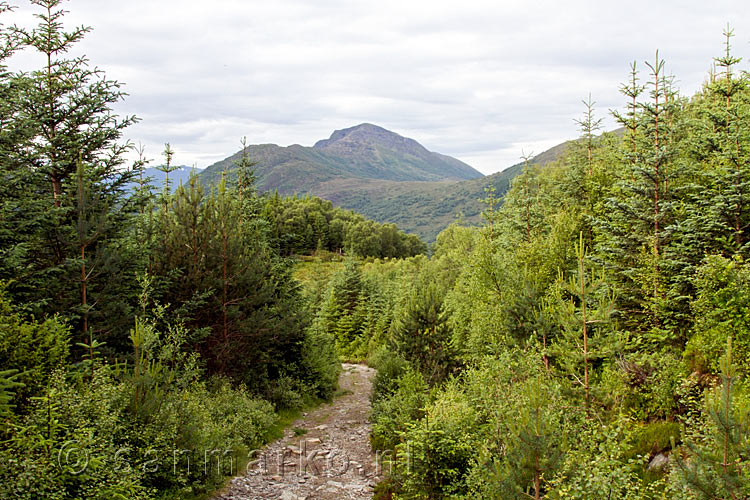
[3,1,750,500]
[0,3,416,498]
[199,125,568,242]
[300,33,750,499]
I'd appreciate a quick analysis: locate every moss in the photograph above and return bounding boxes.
[624,421,682,460]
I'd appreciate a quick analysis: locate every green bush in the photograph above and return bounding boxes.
[685,256,750,375]
[369,347,409,403]
[396,381,481,498]
[624,421,681,460]
[371,367,427,452]
[0,290,70,410]
[300,324,341,400]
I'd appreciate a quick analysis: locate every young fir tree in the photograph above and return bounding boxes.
[500,151,543,246]
[390,281,453,386]
[496,378,563,500]
[685,27,750,259]
[597,52,686,340]
[321,258,365,352]
[562,95,609,247]
[0,1,140,344]
[8,0,136,208]
[158,143,177,212]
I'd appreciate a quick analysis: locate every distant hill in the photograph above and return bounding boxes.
[321,142,570,241]
[199,124,573,241]
[200,123,483,191]
[132,166,203,191]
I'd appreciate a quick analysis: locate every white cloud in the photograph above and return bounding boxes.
[3,0,750,174]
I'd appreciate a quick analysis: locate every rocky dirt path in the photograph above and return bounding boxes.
[214,363,381,500]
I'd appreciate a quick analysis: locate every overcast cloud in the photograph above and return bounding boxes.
[4,0,750,174]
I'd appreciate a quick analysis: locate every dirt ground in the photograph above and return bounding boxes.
[213,363,382,500]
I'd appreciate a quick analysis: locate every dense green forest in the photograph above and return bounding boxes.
[337,32,750,498]
[3,1,750,500]
[0,2,415,498]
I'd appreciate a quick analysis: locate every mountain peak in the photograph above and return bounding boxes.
[313,123,413,149]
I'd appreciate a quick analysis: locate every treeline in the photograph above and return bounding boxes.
[263,192,427,258]
[301,31,750,499]
[0,2,346,498]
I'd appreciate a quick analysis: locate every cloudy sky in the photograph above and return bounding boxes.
[4,0,750,174]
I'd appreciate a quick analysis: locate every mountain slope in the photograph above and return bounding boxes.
[200,123,483,191]
[312,123,482,181]
[199,124,574,241]
[129,166,203,191]
[322,144,570,240]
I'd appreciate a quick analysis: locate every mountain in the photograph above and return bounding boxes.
[199,124,570,241]
[312,123,482,181]
[319,143,570,240]
[132,166,203,191]
[200,123,483,191]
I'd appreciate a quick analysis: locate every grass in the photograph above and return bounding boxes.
[334,388,353,398]
[180,397,327,500]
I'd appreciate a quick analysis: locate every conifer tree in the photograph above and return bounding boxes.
[0,0,140,341]
[574,94,603,178]
[597,53,686,339]
[158,143,177,212]
[612,61,645,157]
[685,27,750,258]
[552,233,617,405]
[9,0,136,207]
[675,338,750,498]
[497,379,563,499]
[390,281,453,386]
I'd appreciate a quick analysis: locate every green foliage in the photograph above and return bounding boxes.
[0,0,141,343]
[5,4,750,499]
[615,350,686,421]
[624,421,681,460]
[0,288,69,408]
[369,347,409,404]
[551,423,670,500]
[685,255,750,375]
[673,338,750,498]
[0,369,23,418]
[494,378,564,500]
[299,323,342,400]
[0,314,279,499]
[152,173,310,395]
[263,192,426,258]
[395,381,481,498]
[370,367,428,452]
[390,281,454,386]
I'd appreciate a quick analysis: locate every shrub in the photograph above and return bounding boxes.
[396,381,481,498]
[371,367,427,452]
[0,290,70,410]
[369,347,409,403]
[300,323,341,400]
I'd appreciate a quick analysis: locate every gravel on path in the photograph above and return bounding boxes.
[213,363,382,500]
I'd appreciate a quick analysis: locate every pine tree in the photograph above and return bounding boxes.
[497,379,563,500]
[390,281,452,386]
[675,338,750,498]
[552,232,617,406]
